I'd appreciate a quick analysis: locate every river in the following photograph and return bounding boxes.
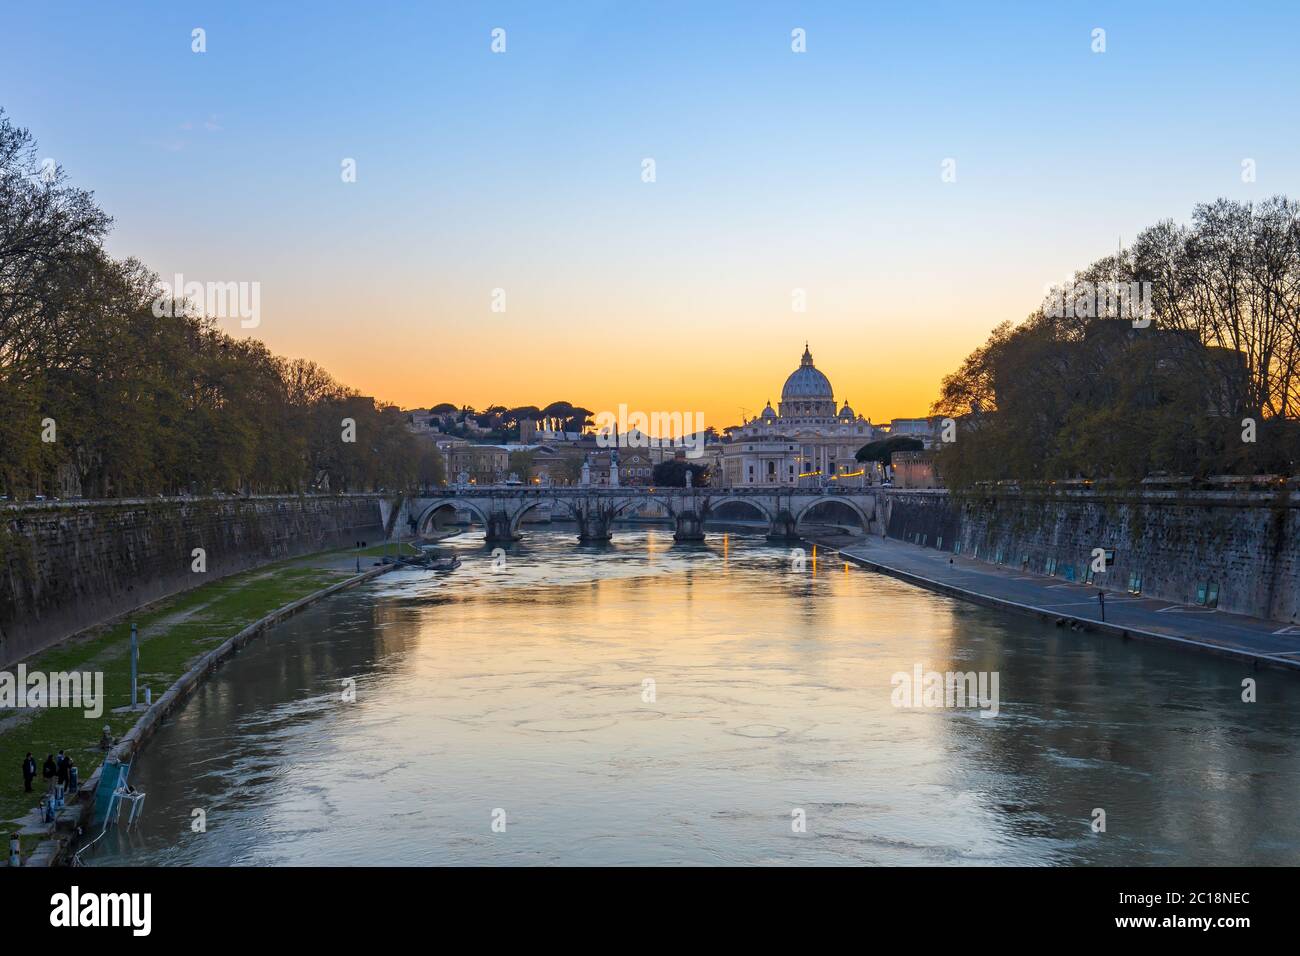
[87,528,1300,865]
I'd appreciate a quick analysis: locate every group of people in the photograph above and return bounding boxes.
[21,750,76,796]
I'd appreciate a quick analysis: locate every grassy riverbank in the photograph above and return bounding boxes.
[0,547,391,828]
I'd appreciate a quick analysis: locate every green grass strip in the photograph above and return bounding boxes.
[0,552,356,827]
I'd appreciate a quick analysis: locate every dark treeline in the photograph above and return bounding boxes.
[651,459,709,488]
[933,198,1300,488]
[426,401,594,442]
[855,435,924,465]
[0,111,438,499]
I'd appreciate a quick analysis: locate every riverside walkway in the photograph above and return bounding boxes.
[819,534,1300,671]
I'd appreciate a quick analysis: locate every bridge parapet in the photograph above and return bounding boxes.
[412,484,871,498]
[400,485,877,544]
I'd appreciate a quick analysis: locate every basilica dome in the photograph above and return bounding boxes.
[781,345,834,402]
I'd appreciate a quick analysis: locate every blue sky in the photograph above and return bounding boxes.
[3,1,1297,422]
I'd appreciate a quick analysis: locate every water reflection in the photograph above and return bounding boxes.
[89,529,1300,866]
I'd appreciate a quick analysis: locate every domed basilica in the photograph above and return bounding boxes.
[721,344,877,486]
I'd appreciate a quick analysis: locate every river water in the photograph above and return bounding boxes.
[88,528,1300,866]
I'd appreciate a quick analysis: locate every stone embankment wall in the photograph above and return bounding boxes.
[0,495,385,666]
[875,488,1300,624]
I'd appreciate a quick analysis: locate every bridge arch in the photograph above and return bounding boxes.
[508,496,581,534]
[702,495,773,523]
[792,495,872,531]
[416,499,491,537]
[610,494,676,520]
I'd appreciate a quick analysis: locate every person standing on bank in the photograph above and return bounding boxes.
[22,753,36,792]
[42,754,55,794]
[55,751,68,791]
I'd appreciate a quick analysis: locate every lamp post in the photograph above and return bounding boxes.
[130,622,138,708]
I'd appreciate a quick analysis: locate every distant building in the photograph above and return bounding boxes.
[618,449,656,485]
[583,451,615,486]
[496,443,581,485]
[590,428,699,485]
[886,417,942,448]
[721,439,801,486]
[439,439,508,485]
[528,444,575,484]
[690,442,724,484]
[891,450,940,489]
[722,344,877,486]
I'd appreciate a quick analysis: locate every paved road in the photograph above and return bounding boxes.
[821,534,1300,670]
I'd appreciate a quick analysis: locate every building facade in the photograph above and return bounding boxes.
[439,440,509,485]
[890,450,940,488]
[886,417,941,447]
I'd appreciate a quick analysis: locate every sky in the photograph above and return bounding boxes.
[3,1,1299,434]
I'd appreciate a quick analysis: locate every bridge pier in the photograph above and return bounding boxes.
[766,509,800,542]
[485,512,520,544]
[575,511,612,543]
[673,510,705,542]
[572,498,614,543]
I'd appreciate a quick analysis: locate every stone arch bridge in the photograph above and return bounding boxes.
[388,487,881,544]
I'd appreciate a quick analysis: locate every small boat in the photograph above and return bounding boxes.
[380,548,462,572]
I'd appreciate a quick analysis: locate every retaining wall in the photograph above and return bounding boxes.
[0,495,385,666]
[876,488,1300,623]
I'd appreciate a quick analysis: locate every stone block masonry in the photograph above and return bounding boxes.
[876,487,1300,625]
[0,495,386,666]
